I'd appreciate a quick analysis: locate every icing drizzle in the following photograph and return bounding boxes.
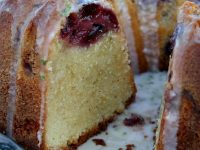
[116,0,139,73]
[135,0,160,71]
[156,2,200,149]
[5,0,48,138]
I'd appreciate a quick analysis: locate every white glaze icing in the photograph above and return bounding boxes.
[178,2,200,45]
[135,0,160,71]
[162,89,181,150]
[159,3,200,149]
[5,1,48,138]
[116,0,139,73]
[3,1,198,149]
[34,2,63,146]
[0,0,19,138]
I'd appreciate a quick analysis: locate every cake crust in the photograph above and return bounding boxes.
[0,11,14,134]
[156,86,200,150]
[155,2,200,149]
[13,21,42,150]
[126,0,148,73]
[0,0,136,149]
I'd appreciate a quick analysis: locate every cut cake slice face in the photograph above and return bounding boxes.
[44,1,136,149]
[0,0,136,149]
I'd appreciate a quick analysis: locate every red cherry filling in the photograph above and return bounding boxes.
[60,3,119,46]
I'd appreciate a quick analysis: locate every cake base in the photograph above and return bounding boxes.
[41,95,135,150]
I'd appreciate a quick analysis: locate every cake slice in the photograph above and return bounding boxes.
[156,0,186,70]
[137,0,187,71]
[114,0,148,73]
[108,0,196,73]
[0,0,136,149]
[155,1,200,149]
[120,0,186,72]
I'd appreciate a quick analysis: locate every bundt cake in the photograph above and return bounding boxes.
[0,0,136,149]
[155,1,200,149]
[117,0,187,72]
[1,0,200,149]
[114,0,148,73]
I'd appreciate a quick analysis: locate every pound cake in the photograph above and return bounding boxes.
[109,0,198,72]
[0,0,136,149]
[155,1,200,149]
[117,0,186,72]
[114,0,148,73]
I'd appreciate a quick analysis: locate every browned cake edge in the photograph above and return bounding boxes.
[12,21,42,150]
[0,1,53,149]
[0,0,137,149]
[0,10,14,134]
[12,1,59,150]
[126,0,148,73]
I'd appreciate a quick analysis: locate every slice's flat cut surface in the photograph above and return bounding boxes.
[0,0,136,149]
[79,72,167,150]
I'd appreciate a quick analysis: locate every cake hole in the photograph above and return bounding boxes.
[164,36,174,56]
[23,61,33,75]
[168,71,173,82]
